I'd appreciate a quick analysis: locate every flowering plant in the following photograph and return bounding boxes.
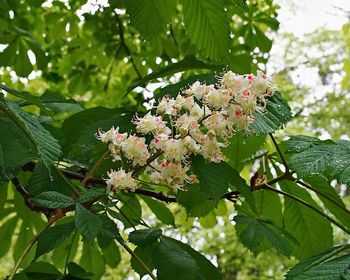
[97,71,275,193]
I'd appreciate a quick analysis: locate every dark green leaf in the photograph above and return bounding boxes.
[181,0,230,60]
[101,241,121,268]
[153,236,202,280]
[75,203,102,240]
[286,245,350,279]
[78,188,105,204]
[280,181,333,259]
[141,196,175,226]
[191,155,237,199]
[79,241,105,280]
[305,176,350,229]
[14,41,33,77]
[126,0,176,38]
[98,215,123,244]
[129,228,162,246]
[177,185,217,217]
[0,95,61,172]
[223,132,266,171]
[0,216,18,258]
[27,161,72,196]
[164,236,222,280]
[67,262,94,279]
[35,221,75,259]
[234,214,296,256]
[32,191,75,208]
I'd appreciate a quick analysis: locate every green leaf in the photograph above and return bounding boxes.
[153,236,202,280]
[234,214,296,256]
[249,91,292,135]
[0,95,61,172]
[35,221,75,259]
[52,231,79,268]
[287,138,350,184]
[0,116,35,183]
[223,132,266,171]
[14,41,33,77]
[0,41,17,66]
[79,241,105,280]
[289,145,335,179]
[62,106,133,156]
[32,191,75,208]
[129,228,162,246]
[191,155,237,199]
[20,261,62,279]
[253,25,272,52]
[254,189,283,226]
[280,181,333,259]
[131,243,157,277]
[0,216,18,258]
[27,161,72,196]
[141,196,175,226]
[126,0,176,38]
[115,193,142,229]
[98,216,123,244]
[181,0,230,60]
[67,262,94,279]
[286,248,350,279]
[101,241,121,268]
[177,185,217,217]
[78,188,105,204]
[286,135,323,153]
[0,84,50,114]
[75,203,102,240]
[305,176,350,229]
[13,222,35,268]
[163,236,222,280]
[286,245,350,279]
[126,56,222,94]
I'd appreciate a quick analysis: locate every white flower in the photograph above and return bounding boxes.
[175,114,200,136]
[204,88,231,110]
[185,82,213,100]
[202,112,232,139]
[106,169,139,192]
[200,137,225,163]
[174,95,195,111]
[133,112,166,135]
[96,126,127,144]
[121,135,150,166]
[156,96,177,115]
[162,138,187,162]
[150,133,169,151]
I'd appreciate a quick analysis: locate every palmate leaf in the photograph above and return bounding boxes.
[0,94,61,173]
[181,0,230,60]
[286,245,350,279]
[129,228,162,246]
[249,91,292,135]
[126,0,176,39]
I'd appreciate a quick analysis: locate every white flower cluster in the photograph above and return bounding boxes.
[97,71,275,193]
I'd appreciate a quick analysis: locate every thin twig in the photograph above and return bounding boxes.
[81,150,109,187]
